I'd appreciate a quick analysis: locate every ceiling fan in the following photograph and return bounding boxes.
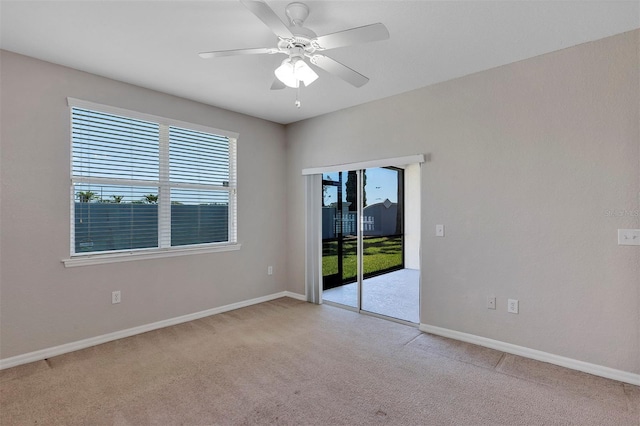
[199,0,389,102]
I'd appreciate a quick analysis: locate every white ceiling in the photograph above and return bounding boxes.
[1,1,638,124]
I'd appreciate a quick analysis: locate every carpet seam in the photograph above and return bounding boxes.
[406,342,508,375]
[490,367,632,413]
[402,333,424,347]
[494,352,508,370]
[404,333,508,374]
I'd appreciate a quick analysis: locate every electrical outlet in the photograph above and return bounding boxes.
[618,229,640,246]
[112,290,121,304]
[487,296,496,310]
[267,266,273,275]
[507,299,518,314]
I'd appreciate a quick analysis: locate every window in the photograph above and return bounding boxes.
[68,98,238,263]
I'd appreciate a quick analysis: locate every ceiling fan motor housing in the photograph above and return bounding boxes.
[278,30,317,56]
[282,2,317,53]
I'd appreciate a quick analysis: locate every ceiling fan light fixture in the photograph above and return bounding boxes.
[275,57,318,88]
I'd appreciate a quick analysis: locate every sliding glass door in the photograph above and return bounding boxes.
[322,167,411,321]
[361,167,407,318]
[321,171,358,308]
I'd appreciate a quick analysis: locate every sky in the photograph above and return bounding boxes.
[323,167,399,207]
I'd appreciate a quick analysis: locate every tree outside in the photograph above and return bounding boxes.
[76,191,97,203]
[345,170,366,211]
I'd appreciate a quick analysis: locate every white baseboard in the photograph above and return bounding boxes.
[9,295,633,387]
[419,323,640,386]
[283,291,307,301]
[0,291,305,371]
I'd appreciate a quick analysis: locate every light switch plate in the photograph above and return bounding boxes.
[487,296,496,310]
[618,229,640,246]
[435,224,445,237]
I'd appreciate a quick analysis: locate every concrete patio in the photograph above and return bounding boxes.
[322,268,419,323]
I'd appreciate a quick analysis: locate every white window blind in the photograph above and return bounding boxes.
[69,101,238,257]
[72,109,160,181]
[169,126,233,247]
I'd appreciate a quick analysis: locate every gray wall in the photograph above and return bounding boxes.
[285,31,639,374]
[2,30,638,376]
[0,51,287,359]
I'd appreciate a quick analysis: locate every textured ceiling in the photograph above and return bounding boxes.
[1,1,638,124]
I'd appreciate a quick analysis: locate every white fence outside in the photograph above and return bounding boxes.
[322,201,398,239]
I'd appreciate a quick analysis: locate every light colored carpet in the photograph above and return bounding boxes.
[1,298,638,425]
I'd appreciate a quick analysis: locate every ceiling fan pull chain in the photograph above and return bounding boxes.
[295,83,301,108]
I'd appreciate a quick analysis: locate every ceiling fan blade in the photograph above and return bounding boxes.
[310,55,369,88]
[199,47,278,59]
[313,23,389,51]
[240,0,294,40]
[270,78,286,90]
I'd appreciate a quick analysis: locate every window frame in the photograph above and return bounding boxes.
[63,98,240,268]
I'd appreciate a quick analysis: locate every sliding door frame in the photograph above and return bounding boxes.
[356,169,364,312]
[303,155,425,312]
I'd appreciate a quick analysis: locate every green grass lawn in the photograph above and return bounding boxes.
[322,235,402,281]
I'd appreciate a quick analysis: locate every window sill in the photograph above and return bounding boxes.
[62,244,241,268]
